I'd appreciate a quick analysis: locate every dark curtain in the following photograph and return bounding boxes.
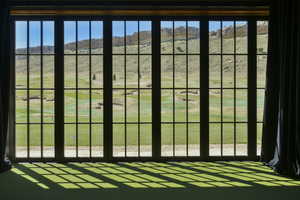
[0,0,11,173]
[261,0,300,177]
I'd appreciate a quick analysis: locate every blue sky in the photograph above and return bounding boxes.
[16,21,246,49]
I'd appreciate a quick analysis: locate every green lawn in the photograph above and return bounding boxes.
[14,35,267,151]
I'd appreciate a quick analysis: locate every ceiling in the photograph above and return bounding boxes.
[6,0,270,11]
[7,0,270,6]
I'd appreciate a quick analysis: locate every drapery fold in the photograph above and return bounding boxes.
[261,0,300,177]
[0,0,12,173]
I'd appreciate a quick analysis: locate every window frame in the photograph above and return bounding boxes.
[9,15,268,162]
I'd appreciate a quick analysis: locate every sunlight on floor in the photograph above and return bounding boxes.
[10,162,300,190]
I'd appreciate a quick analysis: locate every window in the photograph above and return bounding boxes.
[208,21,248,156]
[15,20,55,158]
[13,17,268,161]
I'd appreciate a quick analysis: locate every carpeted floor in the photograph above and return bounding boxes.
[1,161,300,200]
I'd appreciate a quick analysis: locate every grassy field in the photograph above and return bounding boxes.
[15,27,268,154]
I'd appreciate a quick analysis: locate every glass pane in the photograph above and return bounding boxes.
[223,123,234,156]
[257,55,267,88]
[126,21,138,54]
[257,21,268,54]
[113,124,125,157]
[139,21,152,54]
[139,55,152,89]
[188,124,200,156]
[64,55,76,88]
[223,89,234,122]
[127,90,138,123]
[127,124,138,157]
[161,89,173,122]
[29,124,41,158]
[236,21,248,54]
[43,124,55,158]
[188,55,200,88]
[64,90,76,123]
[161,21,173,54]
[236,123,247,156]
[16,124,27,158]
[16,90,27,123]
[209,123,221,156]
[140,89,152,122]
[91,21,103,54]
[15,56,27,89]
[161,124,173,157]
[44,90,55,123]
[257,123,263,156]
[78,21,90,54]
[209,89,221,122]
[236,89,247,122]
[29,21,41,54]
[91,124,103,157]
[29,55,41,88]
[16,21,27,54]
[236,55,247,88]
[161,55,173,88]
[257,89,265,122]
[140,124,152,157]
[209,21,221,54]
[43,21,55,54]
[222,21,234,54]
[188,89,200,122]
[223,55,234,88]
[175,55,186,88]
[209,55,221,88]
[113,90,125,122]
[113,21,125,54]
[174,21,186,54]
[78,55,90,88]
[113,55,125,88]
[43,55,54,88]
[91,90,103,123]
[175,124,187,156]
[78,124,90,157]
[29,90,41,123]
[64,21,76,54]
[91,55,103,88]
[78,90,90,123]
[175,90,187,122]
[188,21,200,54]
[126,55,138,88]
[65,124,76,157]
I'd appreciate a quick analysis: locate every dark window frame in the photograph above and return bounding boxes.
[9,15,268,163]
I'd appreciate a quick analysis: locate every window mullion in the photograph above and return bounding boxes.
[54,17,65,161]
[152,19,161,159]
[103,18,113,161]
[200,18,209,158]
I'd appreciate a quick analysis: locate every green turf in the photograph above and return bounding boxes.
[14,32,267,149]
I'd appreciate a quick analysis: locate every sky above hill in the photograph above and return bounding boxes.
[15,20,246,49]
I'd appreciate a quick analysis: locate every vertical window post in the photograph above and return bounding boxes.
[200,19,209,159]
[248,20,257,159]
[103,18,113,161]
[54,17,64,161]
[152,19,161,159]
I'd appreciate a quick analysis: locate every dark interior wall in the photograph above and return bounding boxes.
[7,0,270,9]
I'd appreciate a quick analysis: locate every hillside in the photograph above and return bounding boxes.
[15,22,268,54]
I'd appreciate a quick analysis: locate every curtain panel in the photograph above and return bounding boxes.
[262,0,300,177]
[0,0,12,173]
